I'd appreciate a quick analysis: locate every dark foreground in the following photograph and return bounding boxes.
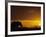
[11,27,41,31]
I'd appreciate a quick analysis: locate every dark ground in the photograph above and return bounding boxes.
[11,27,41,31]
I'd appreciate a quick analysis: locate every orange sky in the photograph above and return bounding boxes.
[11,6,41,28]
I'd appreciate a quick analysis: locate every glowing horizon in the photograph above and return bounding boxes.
[11,6,41,28]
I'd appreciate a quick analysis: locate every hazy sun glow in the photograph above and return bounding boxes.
[11,6,41,28]
[18,20,41,28]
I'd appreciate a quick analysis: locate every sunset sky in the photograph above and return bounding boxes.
[11,6,41,28]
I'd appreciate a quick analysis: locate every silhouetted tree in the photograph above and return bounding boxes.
[11,21,22,31]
